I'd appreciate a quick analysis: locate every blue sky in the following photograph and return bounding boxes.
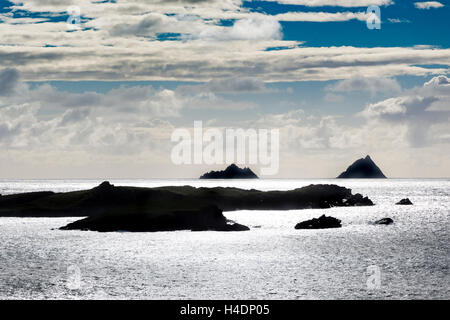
[0,0,449,178]
[247,0,450,47]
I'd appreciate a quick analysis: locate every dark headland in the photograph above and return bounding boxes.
[0,181,373,232]
[337,155,387,179]
[200,164,258,179]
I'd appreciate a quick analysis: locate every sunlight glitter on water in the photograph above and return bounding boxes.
[0,179,448,299]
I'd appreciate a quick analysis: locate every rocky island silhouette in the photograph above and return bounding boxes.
[0,181,373,232]
[337,155,387,179]
[200,164,258,179]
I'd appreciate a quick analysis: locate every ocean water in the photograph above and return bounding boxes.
[0,179,448,300]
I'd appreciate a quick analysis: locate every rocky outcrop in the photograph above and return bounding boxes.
[337,155,387,179]
[396,198,413,205]
[60,205,250,232]
[200,164,258,179]
[295,215,342,229]
[0,182,374,218]
[345,193,374,206]
[374,218,394,225]
[0,182,374,232]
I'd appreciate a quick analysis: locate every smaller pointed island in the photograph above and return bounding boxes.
[200,164,258,179]
[337,155,387,179]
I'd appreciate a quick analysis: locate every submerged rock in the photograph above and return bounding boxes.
[374,218,394,225]
[200,164,258,179]
[396,198,413,205]
[337,155,387,179]
[295,215,342,229]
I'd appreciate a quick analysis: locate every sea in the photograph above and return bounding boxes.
[0,179,448,300]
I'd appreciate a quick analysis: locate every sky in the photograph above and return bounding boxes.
[0,0,449,178]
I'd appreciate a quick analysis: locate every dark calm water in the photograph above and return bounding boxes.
[0,179,448,299]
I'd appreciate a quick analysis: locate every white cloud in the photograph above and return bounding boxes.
[388,18,411,23]
[275,11,367,21]
[1,43,449,82]
[328,76,402,95]
[0,68,259,154]
[237,76,450,176]
[362,96,410,118]
[424,74,450,87]
[1,71,449,178]
[414,2,444,9]
[0,1,449,178]
[0,1,448,83]
[195,15,282,41]
[265,0,393,7]
[361,75,450,147]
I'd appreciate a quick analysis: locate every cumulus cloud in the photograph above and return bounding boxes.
[196,15,282,41]
[361,75,450,147]
[414,2,444,9]
[1,70,449,177]
[0,69,258,155]
[59,108,90,126]
[1,83,184,118]
[246,108,399,159]
[424,75,450,87]
[242,76,450,168]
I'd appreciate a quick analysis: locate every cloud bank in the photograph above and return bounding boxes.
[1,69,449,178]
[0,0,448,82]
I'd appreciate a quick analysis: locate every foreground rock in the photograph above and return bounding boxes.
[295,215,342,229]
[60,205,250,232]
[344,193,373,206]
[337,155,387,179]
[396,198,413,205]
[200,164,258,179]
[374,218,394,225]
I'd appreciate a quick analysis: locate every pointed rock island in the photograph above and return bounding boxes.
[200,164,258,179]
[337,155,387,179]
